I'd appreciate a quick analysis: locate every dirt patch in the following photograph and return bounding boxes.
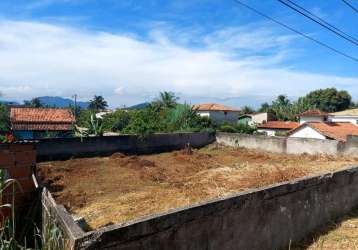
[38,144,358,230]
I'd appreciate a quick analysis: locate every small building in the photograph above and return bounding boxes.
[10,107,75,139]
[257,121,299,136]
[193,103,241,124]
[251,112,276,125]
[238,114,252,125]
[288,122,358,142]
[297,109,328,124]
[329,108,358,125]
[95,109,113,119]
[238,112,276,126]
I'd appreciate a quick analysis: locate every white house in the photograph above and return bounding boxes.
[288,122,358,142]
[297,109,328,124]
[95,109,113,119]
[329,108,358,125]
[257,121,299,136]
[193,103,241,124]
[251,112,276,125]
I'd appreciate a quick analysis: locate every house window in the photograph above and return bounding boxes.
[224,111,227,116]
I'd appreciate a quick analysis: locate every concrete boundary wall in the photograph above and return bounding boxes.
[0,143,37,221]
[43,166,358,250]
[42,188,85,250]
[286,137,341,155]
[216,132,287,153]
[216,132,358,155]
[37,132,215,161]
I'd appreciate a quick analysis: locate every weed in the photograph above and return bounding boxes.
[0,169,63,250]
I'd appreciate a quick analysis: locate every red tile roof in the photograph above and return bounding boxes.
[10,107,75,131]
[12,123,73,131]
[289,122,358,142]
[257,121,300,130]
[193,103,240,112]
[297,109,328,117]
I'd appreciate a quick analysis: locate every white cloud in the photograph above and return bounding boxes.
[0,20,357,107]
[114,87,124,95]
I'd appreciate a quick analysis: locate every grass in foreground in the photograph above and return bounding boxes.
[290,209,358,250]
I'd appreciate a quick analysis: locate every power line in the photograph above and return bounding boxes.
[232,0,358,63]
[342,0,358,13]
[278,0,358,46]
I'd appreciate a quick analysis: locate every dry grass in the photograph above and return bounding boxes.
[38,144,358,230]
[290,210,358,250]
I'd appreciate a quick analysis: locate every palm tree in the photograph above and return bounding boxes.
[88,95,108,111]
[241,106,254,114]
[23,98,43,108]
[157,91,179,109]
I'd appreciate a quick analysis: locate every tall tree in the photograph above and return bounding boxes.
[157,91,179,109]
[24,97,43,108]
[88,95,108,111]
[0,104,10,132]
[302,88,351,112]
[260,95,314,121]
[258,102,271,112]
[241,106,255,114]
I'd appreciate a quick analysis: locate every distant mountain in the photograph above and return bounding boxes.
[38,96,89,109]
[0,100,19,105]
[127,102,150,110]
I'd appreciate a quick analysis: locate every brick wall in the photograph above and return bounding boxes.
[0,143,37,221]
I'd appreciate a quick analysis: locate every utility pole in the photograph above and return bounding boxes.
[72,94,77,121]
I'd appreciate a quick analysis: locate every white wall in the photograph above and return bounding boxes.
[289,126,326,140]
[252,113,268,124]
[197,110,239,124]
[257,129,277,136]
[197,111,210,117]
[329,116,358,125]
[300,116,325,124]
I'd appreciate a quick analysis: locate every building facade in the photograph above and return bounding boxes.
[10,107,75,139]
[193,103,241,124]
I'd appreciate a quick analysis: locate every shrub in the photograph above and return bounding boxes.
[102,110,130,132]
[219,124,237,133]
[235,123,257,134]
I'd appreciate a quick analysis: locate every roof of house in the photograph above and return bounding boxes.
[238,114,252,119]
[10,107,75,131]
[330,108,358,116]
[297,109,328,117]
[193,103,240,112]
[289,122,358,142]
[257,121,300,130]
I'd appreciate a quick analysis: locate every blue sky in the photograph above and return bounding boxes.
[0,0,357,108]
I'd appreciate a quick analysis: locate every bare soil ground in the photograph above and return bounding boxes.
[38,144,358,230]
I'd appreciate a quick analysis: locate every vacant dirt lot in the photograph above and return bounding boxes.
[38,144,358,230]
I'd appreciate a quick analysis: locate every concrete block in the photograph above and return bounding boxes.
[9,144,34,152]
[14,151,36,165]
[8,165,32,179]
[0,152,15,167]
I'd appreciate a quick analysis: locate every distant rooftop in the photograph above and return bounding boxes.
[289,122,358,142]
[257,121,299,130]
[330,108,358,116]
[297,109,328,117]
[10,107,75,131]
[193,103,240,112]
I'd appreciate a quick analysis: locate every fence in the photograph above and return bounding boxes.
[37,132,215,161]
[216,132,358,155]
